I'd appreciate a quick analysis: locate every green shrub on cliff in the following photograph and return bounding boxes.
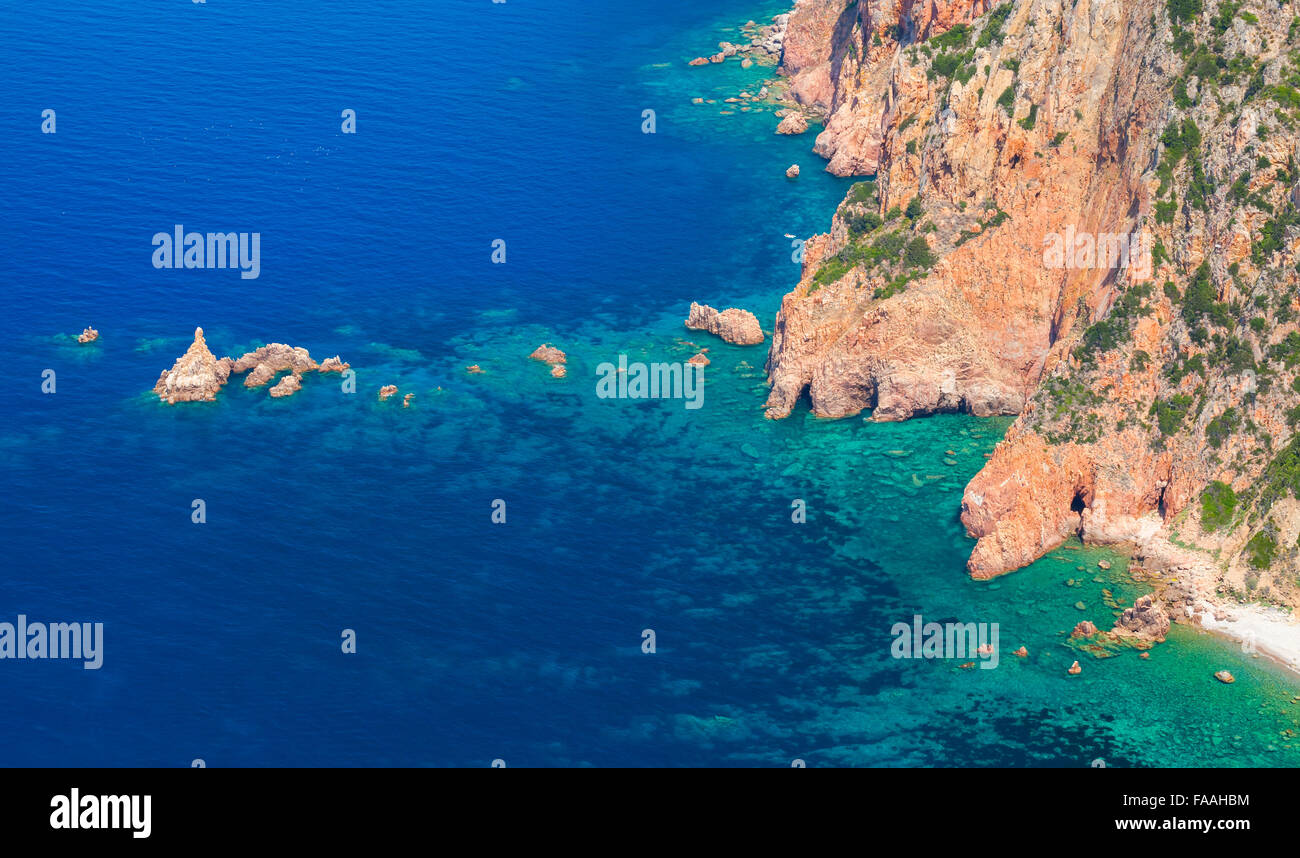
[845,210,883,235]
[977,5,1013,48]
[1167,0,1202,25]
[931,23,972,50]
[1205,407,1241,449]
[1201,480,1238,532]
[903,235,936,269]
[1181,261,1229,327]
[1246,529,1278,569]
[848,180,876,204]
[1154,394,1195,435]
[996,84,1016,112]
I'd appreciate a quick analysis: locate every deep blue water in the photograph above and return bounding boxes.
[4,0,1300,767]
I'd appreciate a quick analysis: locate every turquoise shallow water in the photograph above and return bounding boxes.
[1,0,1298,766]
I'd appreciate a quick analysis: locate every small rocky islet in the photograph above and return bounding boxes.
[151,327,350,404]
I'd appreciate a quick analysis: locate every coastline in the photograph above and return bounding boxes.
[1125,526,1300,678]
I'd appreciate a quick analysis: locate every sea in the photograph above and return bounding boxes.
[1,0,1297,766]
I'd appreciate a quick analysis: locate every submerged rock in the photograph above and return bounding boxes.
[1012,646,1028,657]
[685,302,764,345]
[153,327,232,404]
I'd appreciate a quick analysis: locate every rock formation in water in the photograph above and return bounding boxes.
[763,0,1300,612]
[153,328,232,403]
[76,327,98,344]
[776,113,809,134]
[529,344,567,365]
[379,385,399,401]
[231,344,319,388]
[686,302,765,345]
[269,374,302,398]
[154,330,346,403]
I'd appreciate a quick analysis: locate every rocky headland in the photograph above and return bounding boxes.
[757,0,1300,643]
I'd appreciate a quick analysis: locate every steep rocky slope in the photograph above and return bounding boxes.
[767,0,1300,608]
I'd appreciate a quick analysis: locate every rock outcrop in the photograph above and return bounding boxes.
[232,344,319,388]
[1114,595,1170,642]
[379,385,399,401]
[685,302,764,345]
[76,327,98,344]
[153,328,232,403]
[776,113,809,135]
[529,344,567,365]
[269,374,302,398]
[154,331,347,404]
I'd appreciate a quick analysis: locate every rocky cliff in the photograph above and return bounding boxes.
[768,0,1300,606]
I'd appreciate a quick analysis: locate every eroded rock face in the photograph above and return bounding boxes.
[153,328,232,403]
[685,302,764,345]
[766,0,1149,424]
